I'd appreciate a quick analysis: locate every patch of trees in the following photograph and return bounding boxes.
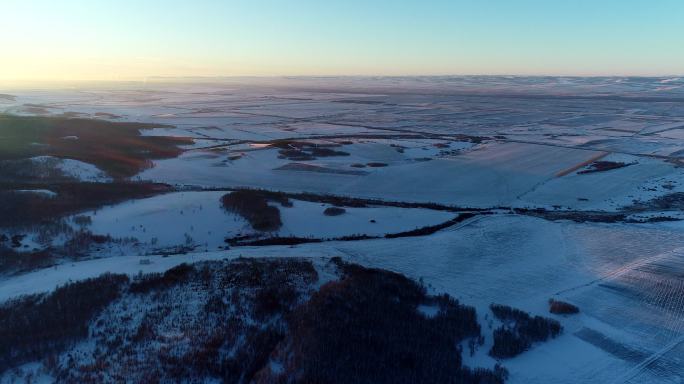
[62,231,112,255]
[3,258,508,384]
[129,263,195,293]
[258,133,487,149]
[0,157,71,183]
[334,234,378,241]
[513,208,626,223]
[0,114,192,178]
[222,258,319,289]
[59,258,318,383]
[9,234,25,248]
[223,233,261,246]
[277,149,316,161]
[489,304,562,358]
[548,299,579,315]
[0,273,128,371]
[178,259,318,383]
[221,190,288,231]
[258,258,506,384]
[578,161,632,174]
[272,139,350,160]
[0,182,171,227]
[0,246,53,275]
[72,215,92,227]
[238,259,317,322]
[639,216,680,223]
[625,192,684,212]
[310,147,350,157]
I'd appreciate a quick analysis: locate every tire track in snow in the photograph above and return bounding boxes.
[554,247,684,296]
[557,247,684,383]
[614,335,684,384]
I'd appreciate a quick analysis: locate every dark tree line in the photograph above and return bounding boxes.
[489,304,562,358]
[0,245,53,275]
[222,187,486,212]
[0,273,129,371]
[385,213,476,239]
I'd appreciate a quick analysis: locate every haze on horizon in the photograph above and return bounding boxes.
[2,0,683,83]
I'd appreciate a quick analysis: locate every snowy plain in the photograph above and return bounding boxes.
[2,77,684,383]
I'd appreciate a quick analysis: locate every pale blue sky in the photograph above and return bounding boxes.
[1,0,683,80]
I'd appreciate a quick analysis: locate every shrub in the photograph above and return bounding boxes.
[323,207,346,216]
[62,231,113,255]
[548,299,579,314]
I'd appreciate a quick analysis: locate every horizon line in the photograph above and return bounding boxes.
[1,73,683,84]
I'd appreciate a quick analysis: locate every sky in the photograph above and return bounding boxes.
[1,0,683,82]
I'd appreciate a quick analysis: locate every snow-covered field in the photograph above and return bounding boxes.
[53,191,455,252]
[518,153,684,211]
[139,141,606,207]
[2,77,684,383]
[277,199,455,238]
[74,191,247,250]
